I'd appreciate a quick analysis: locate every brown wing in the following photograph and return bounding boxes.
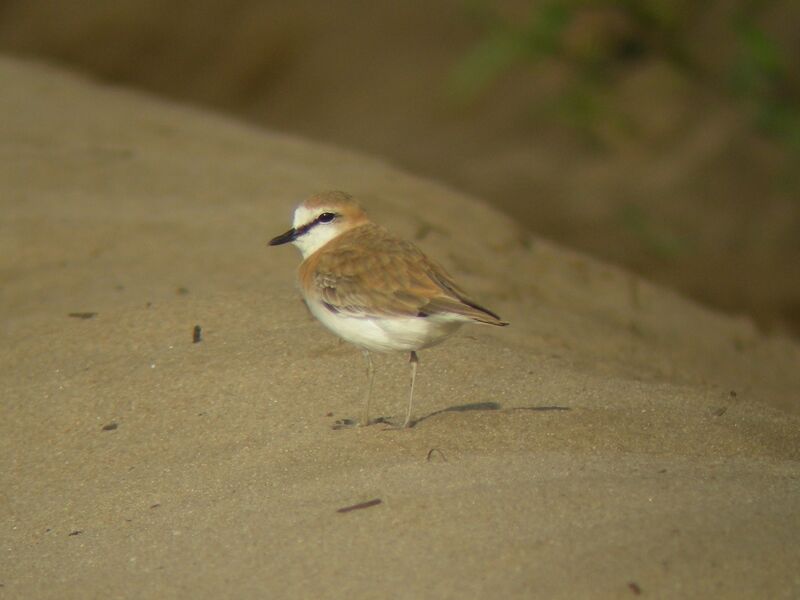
[299,224,507,326]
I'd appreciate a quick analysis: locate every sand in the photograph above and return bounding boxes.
[2,57,799,599]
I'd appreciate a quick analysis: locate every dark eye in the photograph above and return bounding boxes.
[318,212,336,223]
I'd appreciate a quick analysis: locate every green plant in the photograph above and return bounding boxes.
[451,0,800,156]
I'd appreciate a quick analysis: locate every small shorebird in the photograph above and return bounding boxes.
[269,191,508,428]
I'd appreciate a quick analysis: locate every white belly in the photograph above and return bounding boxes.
[306,298,463,353]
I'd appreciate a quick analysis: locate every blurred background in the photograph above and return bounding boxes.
[1,0,798,336]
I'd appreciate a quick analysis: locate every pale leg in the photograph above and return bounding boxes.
[402,351,419,428]
[361,350,375,427]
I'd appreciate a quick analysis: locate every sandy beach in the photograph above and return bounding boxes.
[2,58,799,598]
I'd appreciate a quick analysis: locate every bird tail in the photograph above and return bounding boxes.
[425,296,508,326]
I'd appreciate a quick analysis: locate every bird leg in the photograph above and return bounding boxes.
[402,351,419,428]
[361,350,375,426]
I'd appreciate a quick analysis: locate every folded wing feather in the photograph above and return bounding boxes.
[302,224,507,326]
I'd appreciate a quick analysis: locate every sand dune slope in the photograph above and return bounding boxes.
[1,58,799,599]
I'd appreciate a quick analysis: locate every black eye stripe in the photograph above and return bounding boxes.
[293,212,338,238]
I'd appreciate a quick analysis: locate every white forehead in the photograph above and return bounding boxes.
[293,204,325,228]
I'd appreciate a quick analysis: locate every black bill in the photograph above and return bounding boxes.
[269,228,298,246]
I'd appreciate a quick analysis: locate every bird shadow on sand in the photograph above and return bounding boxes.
[409,402,571,428]
[331,403,570,430]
